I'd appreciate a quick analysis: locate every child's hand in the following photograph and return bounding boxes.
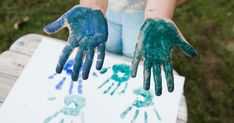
[43,6,108,81]
[131,18,197,96]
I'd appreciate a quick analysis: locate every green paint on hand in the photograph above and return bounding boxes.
[131,18,197,96]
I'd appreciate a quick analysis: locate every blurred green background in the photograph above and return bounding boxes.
[0,0,233,122]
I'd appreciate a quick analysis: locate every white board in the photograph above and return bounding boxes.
[0,38,185,123]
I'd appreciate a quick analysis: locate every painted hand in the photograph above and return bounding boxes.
[43,6,108,81]
[131,18,197,96]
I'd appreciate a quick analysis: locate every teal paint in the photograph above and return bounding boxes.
[98,79,110,89]
[144,112,148,123]
[118,83,128,94]
[131,109,139,123]
[132,88,154,108]
[153,108,162,121]
[48,97,56,101]
[44,6,108,81]
[98,64,131,95]
[120,106,132,118]
[44,95,85,123]
[99,67,110,74]
[59,119,64,123]
[131,18,197,96]
[120,88,162,122]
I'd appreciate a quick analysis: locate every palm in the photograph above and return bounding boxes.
[131,18,197,96]
[43,6,108,81]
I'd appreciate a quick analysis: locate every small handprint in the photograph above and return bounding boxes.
[48,59,83,94]
[97,64,131,95]
[120,88,161,123]
[44,95,86,123]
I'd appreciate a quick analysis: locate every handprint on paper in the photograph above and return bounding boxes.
[44,95,86,123]
[97,64,131,95]
[120,88,161,123]
[48,59,83,94]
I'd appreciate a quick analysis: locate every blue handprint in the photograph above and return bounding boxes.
[48,59,83,94]
[120,88,161,123]
[97,64,131,95]
[43,6,108,81]
[44,95,86,123]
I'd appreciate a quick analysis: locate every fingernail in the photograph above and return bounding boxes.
[56,65,62,73]
[71,74,78,81]
[143,83,150,90]
[82,73,89,80]
[168,85,174,92]
[156,89,162,96]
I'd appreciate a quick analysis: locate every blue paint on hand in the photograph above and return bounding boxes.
[44,6,108,81]
[131,18,197,96]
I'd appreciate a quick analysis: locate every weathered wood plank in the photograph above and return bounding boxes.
[0,51,30,77]
[0,73,17,102]
[10,33,65,56]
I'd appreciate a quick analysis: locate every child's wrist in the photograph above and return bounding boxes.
[79,1,106,15]
[144,9,172,20]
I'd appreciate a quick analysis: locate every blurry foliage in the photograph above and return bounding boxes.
[0,0,233,122]
[174,0,234,122]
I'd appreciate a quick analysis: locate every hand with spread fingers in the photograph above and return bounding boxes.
[43,6,108,81]
[131,18,197,96]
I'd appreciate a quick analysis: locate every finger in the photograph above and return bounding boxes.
[143,60,152,90]
[71,48,84,81]
[56,44,73,73]
[96,43,105,70]
[163,62,174,92]
[43,16,66,34]
[177,40,197,58]
[82,49,95,80]
[153,63,162,96]
[131,44,142,77]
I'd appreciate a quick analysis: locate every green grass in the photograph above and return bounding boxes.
[0,0,234,122]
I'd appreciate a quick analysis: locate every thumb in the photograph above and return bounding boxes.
[177,39,197,57]
[43,16,66,34]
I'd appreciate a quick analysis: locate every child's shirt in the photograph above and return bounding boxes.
[108,0,147,13]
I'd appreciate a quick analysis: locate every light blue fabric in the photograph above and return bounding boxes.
[106,9,145,57]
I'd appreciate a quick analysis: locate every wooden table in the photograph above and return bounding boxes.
[0,34,188,123]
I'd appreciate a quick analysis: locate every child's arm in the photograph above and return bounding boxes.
[145,0,177,19]
[80,0,108,14]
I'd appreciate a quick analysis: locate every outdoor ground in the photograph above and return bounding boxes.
[0,0,233,122]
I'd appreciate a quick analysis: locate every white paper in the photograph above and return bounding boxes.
[0,38,185,123]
